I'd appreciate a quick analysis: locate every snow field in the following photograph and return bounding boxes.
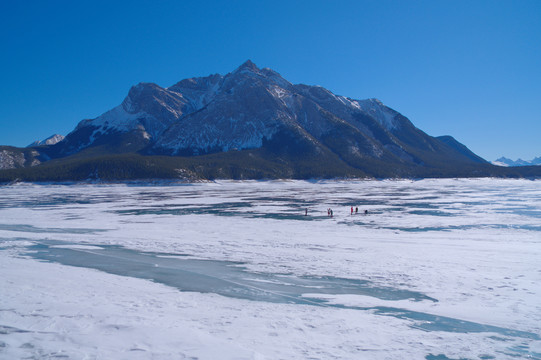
[0,178,540,359]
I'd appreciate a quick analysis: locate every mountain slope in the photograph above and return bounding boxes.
[0,146,46,170]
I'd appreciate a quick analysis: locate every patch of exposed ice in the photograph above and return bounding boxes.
[50,245,104,250]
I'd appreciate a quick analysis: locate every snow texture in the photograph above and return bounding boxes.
[0,150,25,169]
[1,179,540,359]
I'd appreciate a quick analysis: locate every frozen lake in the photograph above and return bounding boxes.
[1,179,540,359]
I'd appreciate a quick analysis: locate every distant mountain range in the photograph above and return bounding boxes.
[492,157,541,167]
[1,60,540,182]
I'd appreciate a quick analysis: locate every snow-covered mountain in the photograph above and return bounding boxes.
[2,60,503,180]
[46,60,485,170]
[492,156,541,167]
[27,134,65,147]
[0,147,43,170]
[0,134,66,170]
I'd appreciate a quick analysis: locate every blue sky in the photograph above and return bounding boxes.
[1,0,539,161]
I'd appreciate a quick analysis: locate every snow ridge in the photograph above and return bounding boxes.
[27,134,65,147]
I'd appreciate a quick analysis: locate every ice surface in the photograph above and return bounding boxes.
[0,179,540,359]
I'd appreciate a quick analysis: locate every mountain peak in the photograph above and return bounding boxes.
[234,60,259,73]
[27,134,65,147]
